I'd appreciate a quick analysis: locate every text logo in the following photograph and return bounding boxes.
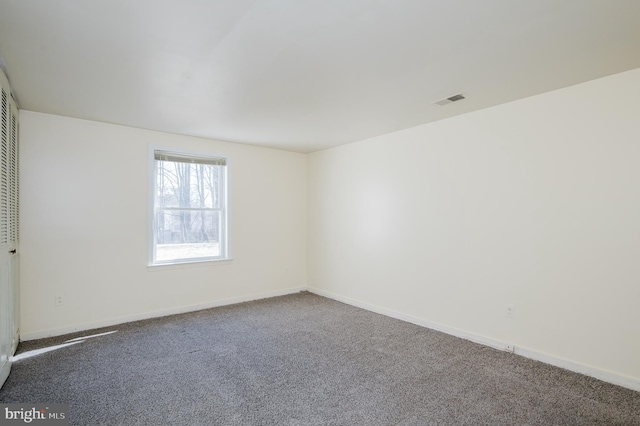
[0,404,68,425]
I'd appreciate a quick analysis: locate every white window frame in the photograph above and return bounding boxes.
[148,146,230,266]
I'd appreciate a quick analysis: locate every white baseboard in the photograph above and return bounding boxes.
[513,346,640,393]
[19,285,640,393]
[307,287,640,393]
[20,286,306,341]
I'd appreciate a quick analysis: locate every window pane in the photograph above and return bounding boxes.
[155,210,223,262]
[156,161,223,209]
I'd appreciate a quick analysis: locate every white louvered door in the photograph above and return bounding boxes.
[0,68,19,390]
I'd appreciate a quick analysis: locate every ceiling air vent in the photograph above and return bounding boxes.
[434,93,466,106]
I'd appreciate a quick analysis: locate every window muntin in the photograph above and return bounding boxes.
[151,150,228,265]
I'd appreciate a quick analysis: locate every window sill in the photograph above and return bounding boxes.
[147,258,233,271]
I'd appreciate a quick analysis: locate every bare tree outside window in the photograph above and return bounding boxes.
[152,151,227,264]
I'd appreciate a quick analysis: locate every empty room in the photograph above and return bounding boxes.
[1,1,639,424]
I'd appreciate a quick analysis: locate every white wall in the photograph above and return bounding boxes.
[18,69,640,390]
[308,68,640,389]
[20,112,307,339]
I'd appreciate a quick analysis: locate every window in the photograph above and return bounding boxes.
[150,149,228,265]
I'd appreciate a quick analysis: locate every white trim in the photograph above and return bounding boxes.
[20,286,305,341]
[148,145,231,266]
[12,330,18,354]
[0,67,11,95]
[147,146,155,264]
[146,257,233,270]
[513,346,640,393]
[0,362,10,389]
[18,284,640,392]
[307,287,508,351]
[307,287,640,393]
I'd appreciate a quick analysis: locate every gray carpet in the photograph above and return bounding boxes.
[1,292,638,425]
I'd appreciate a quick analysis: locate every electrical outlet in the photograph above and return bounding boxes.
[55,295,64,306]
[506,305,515,319]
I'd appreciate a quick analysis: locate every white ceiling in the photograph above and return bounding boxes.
[1,1,639,153]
